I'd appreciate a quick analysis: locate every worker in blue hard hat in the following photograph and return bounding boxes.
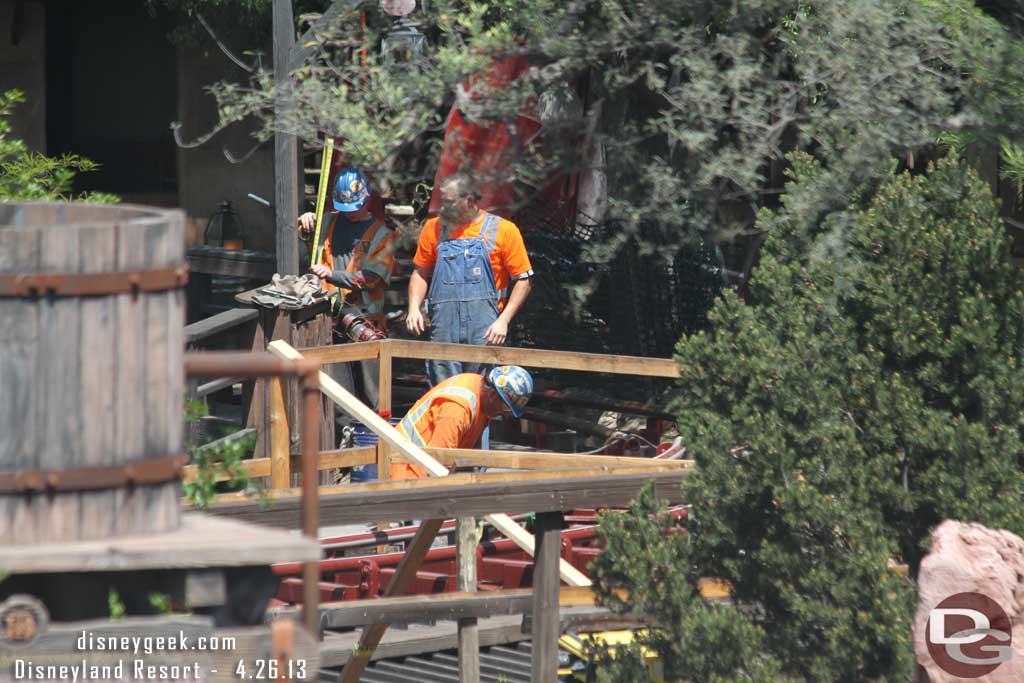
[298,167,395,408]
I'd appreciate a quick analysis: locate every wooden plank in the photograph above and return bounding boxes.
[207,469,688,528]
[114,220,149,537]
[145,218,178,537]
[457,516,480,683]
[185,307,260,345]
[0,224,39,544]
[298,341,382,364]
[180,445,375,486]
[269,376,290,489]
[0,513,320,573]
[320,613,530,668]
[266,341,594,585]
[389,339,680,378]
[37,219,82,542]
[377,341,392,480]
[417,447,693,471]
[184,458,271,484]
[269,587,602,628]
[215,463,690,501]
[245,307,270,458]
[273,0,299,276]
[196,375,242,397]
[162,212,187,536]
[339,519,446,683]
[308,446,376,470]
[532,511,563,683]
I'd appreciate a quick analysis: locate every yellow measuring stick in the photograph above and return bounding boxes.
[311,137,335,266]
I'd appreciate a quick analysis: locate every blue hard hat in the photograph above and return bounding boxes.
[332,168,371,211]
[488,366,534,418]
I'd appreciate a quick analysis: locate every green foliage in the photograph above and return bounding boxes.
[108,590,126,619]
[200,0,1024,276]
[182,400,259,510]
[594,154,1024,681]
[0,90,118,204]
[999,136,1024,206]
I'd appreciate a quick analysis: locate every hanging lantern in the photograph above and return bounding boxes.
[381,21,427,64]
[204,200,246,249]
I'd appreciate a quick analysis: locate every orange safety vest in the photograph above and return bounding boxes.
[315,215,395,327]
[391,374,491,480]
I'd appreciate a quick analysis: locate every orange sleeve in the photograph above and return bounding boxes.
[413,218,440,270]
[497,220,533,278]
[426,400,472,449]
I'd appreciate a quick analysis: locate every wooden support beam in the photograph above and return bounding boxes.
[184,307,259,346]
[298,341,381,364]
[296,338,679,377]
[377,340,392,481]
[532,511,563,683]
[181,446,374,487]
[268,586,603,629]
[388,339,680,378]
[308,446,376,470]
[269,376,291,489]
[267,341,592,587]
[208,469,689,525]
[457,516,480,683]
[339,518,446,683]
[417,447,694,471]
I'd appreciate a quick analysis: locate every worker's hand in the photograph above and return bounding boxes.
[483,318,508,346]
[406,307,425,336]
[310,264,332,280]
[297,212,316,238]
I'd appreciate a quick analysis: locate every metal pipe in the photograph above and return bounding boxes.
[184,351,317,379]
[301,368,321,637]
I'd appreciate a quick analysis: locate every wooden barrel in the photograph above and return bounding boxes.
[0,203,186,543]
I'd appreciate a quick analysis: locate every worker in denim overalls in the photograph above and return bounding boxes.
[407,174,534,386]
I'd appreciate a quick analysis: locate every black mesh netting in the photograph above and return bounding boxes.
[509,199,743,361]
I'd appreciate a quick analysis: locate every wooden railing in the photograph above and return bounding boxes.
[192,339,687,683]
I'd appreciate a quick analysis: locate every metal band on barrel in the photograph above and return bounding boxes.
[0,455,188,493]
[0,266,189,297]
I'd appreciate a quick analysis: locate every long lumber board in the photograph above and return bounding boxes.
[267,340,591,588]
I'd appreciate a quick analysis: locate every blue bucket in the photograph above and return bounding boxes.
[350,419,400,482]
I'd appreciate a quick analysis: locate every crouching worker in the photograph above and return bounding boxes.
[391,365,533,480]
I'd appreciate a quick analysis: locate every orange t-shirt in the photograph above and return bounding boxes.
[413,213,534,303]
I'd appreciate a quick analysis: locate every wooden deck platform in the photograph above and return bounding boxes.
[0,512,320,573]
[319,606,621,668]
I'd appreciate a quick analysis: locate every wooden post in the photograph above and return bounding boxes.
[339,518,445,683]
[269,377,291,490]
[377,340,392,480]
[457,516,480,683]
[375,341,391,552]
[531,511,563,683]
[273,0,299,276]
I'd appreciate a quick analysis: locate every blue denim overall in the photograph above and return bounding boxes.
[426,213,502,385]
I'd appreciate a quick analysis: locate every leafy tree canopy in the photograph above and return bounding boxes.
[0,90,117,203]
[592,153,1024,682]
[199,0,1024,271]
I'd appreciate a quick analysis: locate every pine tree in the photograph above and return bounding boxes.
[592,154,1024,681]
